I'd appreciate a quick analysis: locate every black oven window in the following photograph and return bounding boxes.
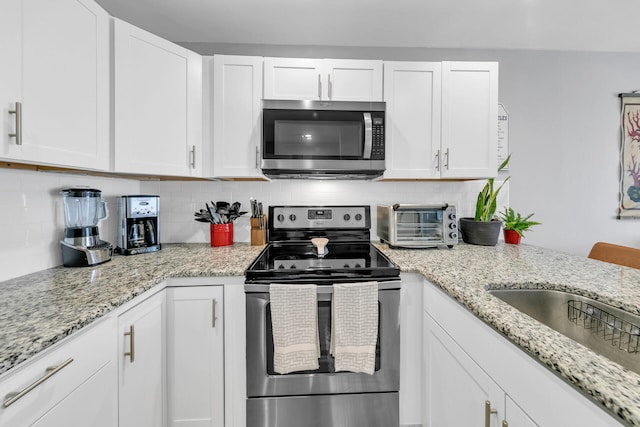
[265,301,382,375]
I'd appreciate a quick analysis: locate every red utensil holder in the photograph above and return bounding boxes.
[210,223,233,247]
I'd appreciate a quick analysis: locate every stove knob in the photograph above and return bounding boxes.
[343,263,350,268]
[355,213,363,221]
[343,214,351,221]
[355,263,362,268]
[290,264,296,269]
[277,264,285,269]
[449,232,458,239]
[289,214,297,222]
[449,212,457,220]
[449,223,457,229]
[277,214,285,222]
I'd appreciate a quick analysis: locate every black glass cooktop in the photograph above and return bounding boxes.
[244,242,400,284]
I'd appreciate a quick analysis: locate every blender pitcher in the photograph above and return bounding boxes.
[60,188,113,267]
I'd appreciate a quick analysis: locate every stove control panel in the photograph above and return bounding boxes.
[271,206,370,229]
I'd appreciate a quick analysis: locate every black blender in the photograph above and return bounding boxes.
[60,188,113,267]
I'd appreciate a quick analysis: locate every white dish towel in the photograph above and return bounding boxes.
[270,284,320,374]
[330,281,379,375]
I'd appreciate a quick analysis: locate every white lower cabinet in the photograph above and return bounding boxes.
[0,318,117,427]
[424,311,523,427]
[166,285,224,427]
[422,278,622,427]
[118,291,166,427]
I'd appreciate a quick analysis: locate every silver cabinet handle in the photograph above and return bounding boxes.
[434,149,440,171]
[317,74,322,99]
[444,148,450,170]
[502,420,509,427]
[3,358,74,408]
[328,74,332,99]
[255,146,260,169]
[124,325,135,363]
[8,102,22,145]
[485,400,498,427]
[189,145,196,169]
[212,298,218,328]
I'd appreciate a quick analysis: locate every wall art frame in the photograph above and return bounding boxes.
[618,92,640,218]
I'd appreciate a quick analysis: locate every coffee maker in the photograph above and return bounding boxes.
[117,195,160,255]
[60,188,113,267]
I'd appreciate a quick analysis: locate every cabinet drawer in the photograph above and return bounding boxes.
[0,317,115,427]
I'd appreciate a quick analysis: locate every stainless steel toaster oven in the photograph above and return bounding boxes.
[377,204,458,248]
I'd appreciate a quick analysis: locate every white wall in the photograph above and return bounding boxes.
[0,167,499,281]
[0,168,140,281]
[139,179,497,245]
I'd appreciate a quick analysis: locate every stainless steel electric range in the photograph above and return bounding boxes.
[244,205,401,427]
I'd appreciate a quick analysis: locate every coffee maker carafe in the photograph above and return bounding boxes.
[60,188,113,267]
[117,195,160,255]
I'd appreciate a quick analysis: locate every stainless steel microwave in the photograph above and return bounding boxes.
[377,204,458,248]
[261,100,386,179]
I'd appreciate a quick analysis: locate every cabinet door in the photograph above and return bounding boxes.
[505,395,538,427]
[118,292,165,427]
[423,311,504,427]
[441,61,498,178]
[31,362,117,427]
[327,59,383,102]
[383,62,442,179]
[263,57,324,100]
[210,55,264,178]
[114,18,202,176]
[0,318,116,427]
[0,0,109,170]
[166,286,224,427]
[0,1,22,159]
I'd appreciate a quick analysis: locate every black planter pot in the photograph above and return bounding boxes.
[459,217,502,246]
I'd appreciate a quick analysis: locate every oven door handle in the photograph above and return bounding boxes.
[244,280,401,293]
[363,112,373,159]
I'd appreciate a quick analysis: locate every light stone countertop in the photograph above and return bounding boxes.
[0,242,639,425]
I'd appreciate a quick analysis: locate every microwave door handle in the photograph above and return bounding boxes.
[363,112,373,159]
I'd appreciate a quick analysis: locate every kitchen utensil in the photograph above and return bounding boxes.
[311,237,329,257]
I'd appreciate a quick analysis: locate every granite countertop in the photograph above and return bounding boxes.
[0,242,639,425]
[376,243,640,426]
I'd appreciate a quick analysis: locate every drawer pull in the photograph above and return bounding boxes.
[212,298,218,328]
[3,358,74,408]
[124,325,135,362]
[485,400,498,427]
[8,102,22,146]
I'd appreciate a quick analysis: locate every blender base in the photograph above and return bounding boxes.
[61,240,113,267]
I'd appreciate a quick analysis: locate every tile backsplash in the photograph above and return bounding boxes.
[0,168,507,281]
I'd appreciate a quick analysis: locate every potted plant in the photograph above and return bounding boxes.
[499,207,541,245]
[459,155,510,246]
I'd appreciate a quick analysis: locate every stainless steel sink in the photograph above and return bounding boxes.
[487,288,640,374]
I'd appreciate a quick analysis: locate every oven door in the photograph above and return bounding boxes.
[245,282,400,397]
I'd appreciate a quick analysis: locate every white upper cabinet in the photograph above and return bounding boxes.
[440,61,499,179]
[209,55,265,178]
[383,61,499,180]
[0,0,110,170]
[113,19,203,177]
[383,62,442,179]
[264,58,383,101]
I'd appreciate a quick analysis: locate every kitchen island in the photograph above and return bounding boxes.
[0,242,638,425]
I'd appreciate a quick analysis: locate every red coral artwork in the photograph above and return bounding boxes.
[620,95,640,217]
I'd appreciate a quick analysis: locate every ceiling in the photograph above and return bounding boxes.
[95,0,640,53]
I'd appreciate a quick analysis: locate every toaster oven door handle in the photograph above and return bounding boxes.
[363,112,373,159]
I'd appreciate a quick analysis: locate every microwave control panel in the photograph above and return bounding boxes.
[371,114,385,160]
